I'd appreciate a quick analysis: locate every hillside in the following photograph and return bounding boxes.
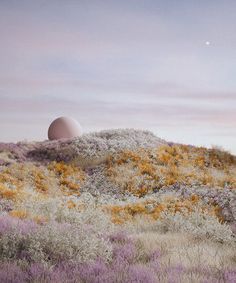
[0,129,235,283]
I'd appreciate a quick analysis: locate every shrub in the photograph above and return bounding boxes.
[106,144,236,197]
[156,209,234,244]
[104,195,219,225]
[0,214,112,265]
[27,129,166,165]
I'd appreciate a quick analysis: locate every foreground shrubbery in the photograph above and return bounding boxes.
[0,129,235,282]
[0,192,235,283]
[0,214,112,265]
[0,230,235,283]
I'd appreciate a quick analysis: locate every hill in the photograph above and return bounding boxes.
[0,129,235,282]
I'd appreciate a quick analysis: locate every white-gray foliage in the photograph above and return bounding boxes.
[156,209,235,244]
[27,129,166,165]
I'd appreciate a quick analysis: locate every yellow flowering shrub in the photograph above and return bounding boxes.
[0,183,18,200]
[33,215,48,224]
[0,161,86,204]
[106,145,236,197]
[9,208,48,224]
[104,195,219,224]
[31,169,50,193]
[67,199,77,209]
[0,168,24,200]
[48,161,86,196]
[9,209,28,219]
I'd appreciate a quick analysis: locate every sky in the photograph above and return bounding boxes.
[0,0,236,154]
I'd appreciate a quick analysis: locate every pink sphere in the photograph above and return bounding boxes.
[48,117,83,140]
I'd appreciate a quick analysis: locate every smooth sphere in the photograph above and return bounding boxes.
[48,117,83,140]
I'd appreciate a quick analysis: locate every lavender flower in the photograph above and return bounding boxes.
[0,262,28,283]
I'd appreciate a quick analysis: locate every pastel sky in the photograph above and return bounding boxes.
[0,0,236,154]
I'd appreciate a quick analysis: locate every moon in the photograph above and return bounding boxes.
[205,41,210,46]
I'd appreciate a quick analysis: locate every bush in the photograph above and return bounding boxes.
[0,214,112,265]
[156,209,234,244]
